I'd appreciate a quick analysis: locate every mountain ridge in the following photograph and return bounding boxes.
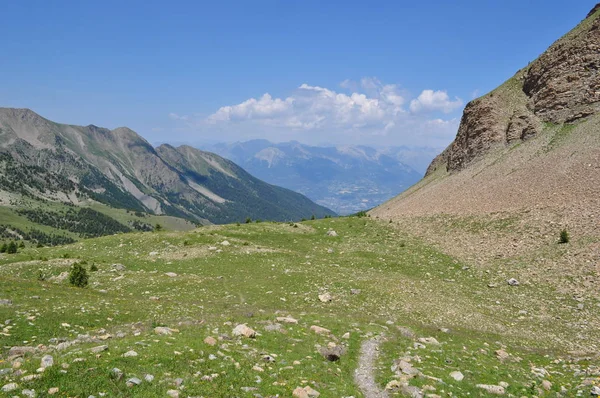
[0,108,335,228]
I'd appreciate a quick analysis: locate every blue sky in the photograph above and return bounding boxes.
[1,1,593,148]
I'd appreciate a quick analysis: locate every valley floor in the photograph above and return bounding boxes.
[0,218,598,397]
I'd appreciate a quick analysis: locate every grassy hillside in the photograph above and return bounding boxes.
[1,218,597,396]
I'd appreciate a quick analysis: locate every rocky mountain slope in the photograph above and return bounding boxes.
[207,140,422,214]
[0,108,334,226]
[372,5,600,303]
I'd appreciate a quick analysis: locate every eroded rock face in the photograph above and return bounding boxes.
[428,5,600,174]
[523,13,600,123]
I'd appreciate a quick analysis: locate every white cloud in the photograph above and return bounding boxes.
[169,112,188,121]
[171,79,464,147]
[409,90,463,114]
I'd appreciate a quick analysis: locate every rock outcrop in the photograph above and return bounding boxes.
[427,4,600,175]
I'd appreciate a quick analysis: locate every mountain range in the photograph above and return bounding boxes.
[0,108,334,236]
[206,140,424,214]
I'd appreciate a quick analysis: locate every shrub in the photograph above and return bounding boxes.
[301,218,307,222]
[311,214,315,220]
[37,269,46,281]
[18,241,25,248]
[355,211,368,218]
[90,263,99,272]
[0,243,7,253]
[6,241,17,254]
[154,223,163,231]
[559,228,570,244]
[69,262,89,287]
[245,217,252,224]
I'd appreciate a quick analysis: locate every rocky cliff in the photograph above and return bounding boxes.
[427,4,600,175]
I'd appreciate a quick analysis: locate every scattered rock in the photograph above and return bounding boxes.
[123,350,138,357]
[90,345,108,353]
[9,346,36,357]
[221,240,230,246]
[126,377,142,387]
[144,374,155,382]
[318,293,333,302]
[450,371,464,381]
[0,299,12,306]
[232,324,256,338]
[49,272,69,283]
[591,386,600,396]
[507,278,520,286]
[476,384,505,395]
[1,383,18,392]
[112,263,126,271]
[401,385,424,398]
[342,332,350,339]
[22,389,36,398]
[204,336,217,346]
[350,289,361,295]
[164,272,178,277]
[166,390,179,398]
[111,368,124,380]
[40,355,53,368]
[293,386,320,397]
[310,325,330,335]
[154,326,179,335]
[495,349,509,361]
[418,337,440,345]
[326,230,338,237]
[48,387,59,395]
[276,316,298,324]
[319,345,346,361]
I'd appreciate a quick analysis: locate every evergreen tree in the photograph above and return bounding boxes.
[7,241,18,254]
[69,263,89,287]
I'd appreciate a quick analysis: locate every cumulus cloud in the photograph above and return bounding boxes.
[171,79,464,147]
[409,90,463,114]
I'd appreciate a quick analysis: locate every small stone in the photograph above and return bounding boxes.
[507,278,520,286]
[252,365,264,372]
[310,325,330,335]
[591,386,600,396]
[450,371,464,381]
[123,350,138,357]
[40,355,54,368]
[495,349,509,361]
[144,374,155,382]
[204,336,217,346]
[164,272,177,277]
[154,326,179,335]
[126,377,142,387]
[166,390,179,398]
[90,345,108,353]
[476,384,505,395]
[22,389,36,398]
[318,293,333,302]
[112,263,126,271]
[48,387,59,395]
[1,383,18,392]
[342,332,350,339]
[418,337,440,345]
[350,289,361,295]
[232,324,256,338]
[292,387,309,398]
[319,345,346,361]
[303,386,320,397]
[221,240,230,246]
[276,316,298,324]
[0,299,12,306]
[385,380,402,390]
[110,368,124,380]
[326,229,338,237]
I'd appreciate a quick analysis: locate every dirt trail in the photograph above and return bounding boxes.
[355,335,388,398]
